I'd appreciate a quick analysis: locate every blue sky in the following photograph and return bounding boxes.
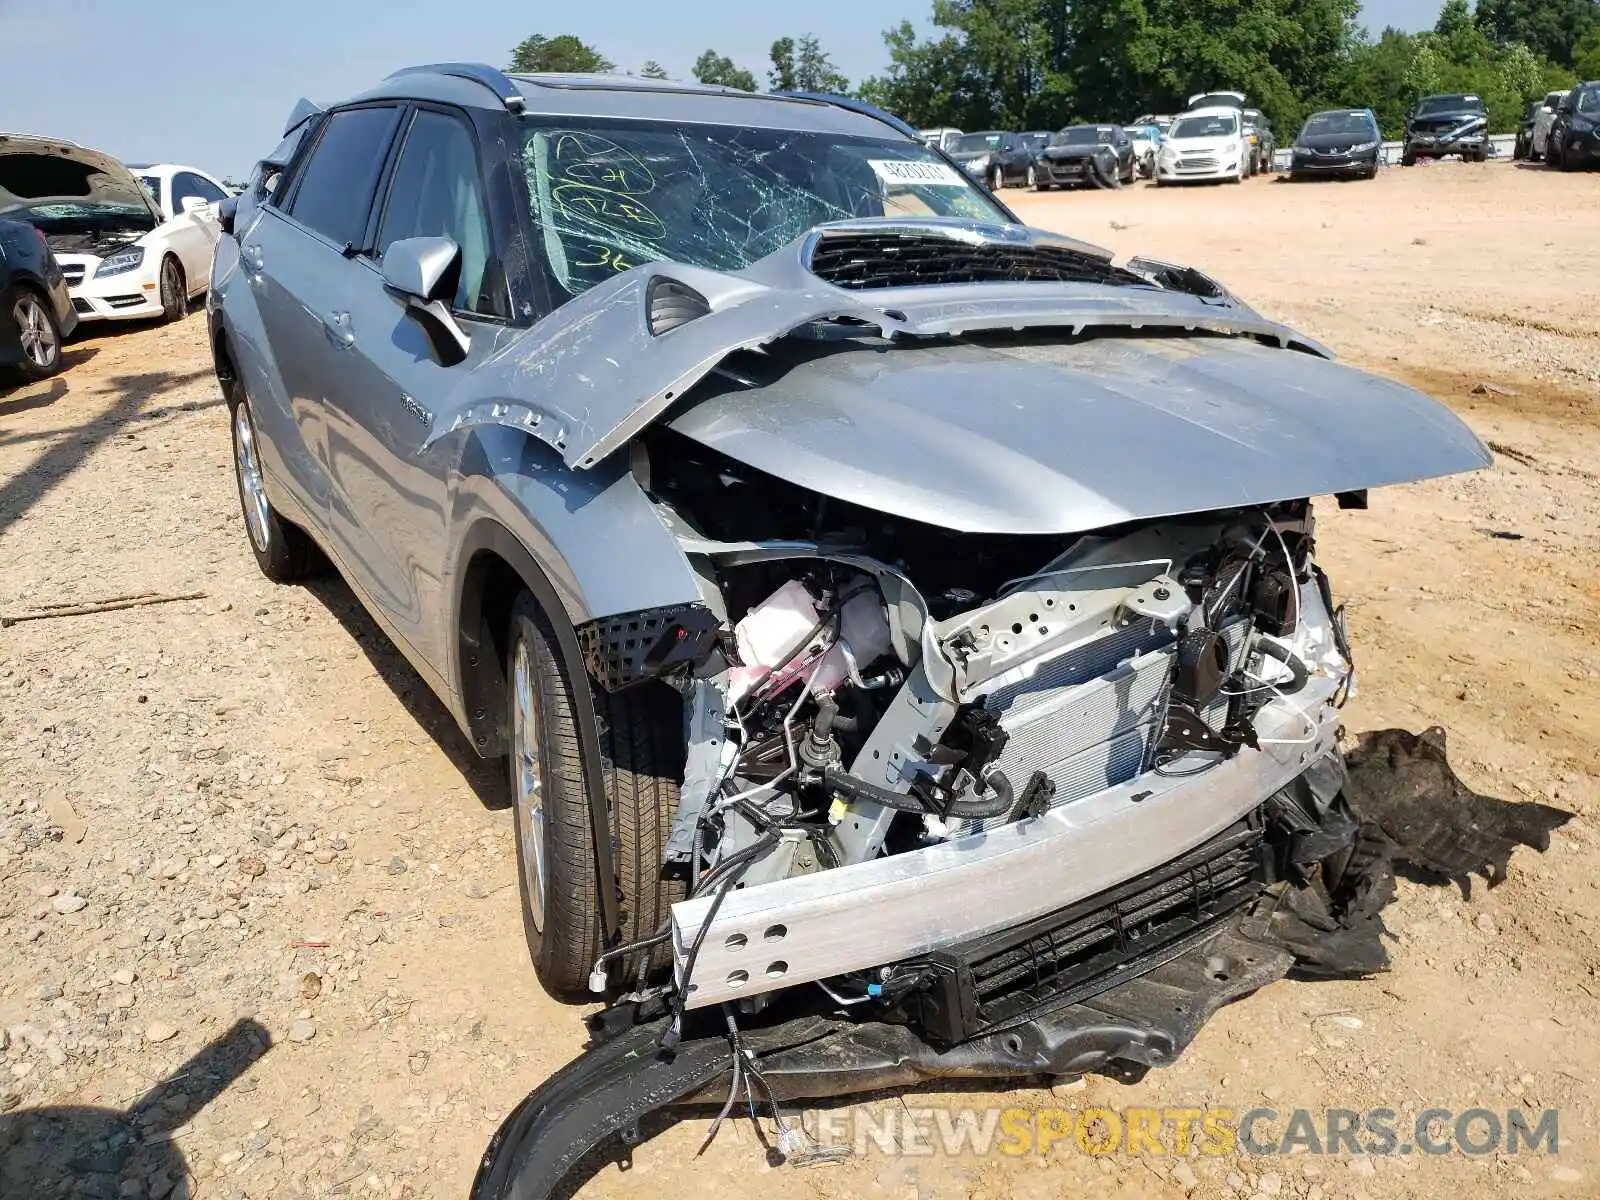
[1,0,1446,179]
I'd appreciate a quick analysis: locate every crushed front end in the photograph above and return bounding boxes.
[461,222,1515,1200]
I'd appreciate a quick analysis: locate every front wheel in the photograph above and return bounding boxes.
[1400,149,1417,166]
[5,289,63,382]
[507,595,685,998]
[988,166,1003,191]
[158,256,186,323]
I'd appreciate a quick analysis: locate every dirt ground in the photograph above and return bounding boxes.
[2,160,1598,1200]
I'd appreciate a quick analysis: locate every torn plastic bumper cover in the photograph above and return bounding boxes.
[473,728,1570,1200]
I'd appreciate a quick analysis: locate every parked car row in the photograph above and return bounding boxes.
[0,133,229,383]
[920,100,1276,193]
[1514,81,1600,170]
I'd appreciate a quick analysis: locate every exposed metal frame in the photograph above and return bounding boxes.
[672,675,1343,1008]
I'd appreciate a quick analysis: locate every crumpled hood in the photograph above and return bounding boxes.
[1041,144,1108,161]
[423,216,1486,527]
[666,334,1491,534]
[1410,111,1486,134]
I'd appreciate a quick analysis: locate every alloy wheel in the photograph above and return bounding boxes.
[511,634,548,934]
[13,294,58,371]
[231,403,271,553]
[162,260,182,318]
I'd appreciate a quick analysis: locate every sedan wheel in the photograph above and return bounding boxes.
[1027,164,1038,189]
[158,257,186,323]
[9,291,62,381]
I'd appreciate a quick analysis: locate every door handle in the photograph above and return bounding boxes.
[242,243,264,272]
[323,309,355,348]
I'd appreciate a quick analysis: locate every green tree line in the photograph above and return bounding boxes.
[505,2,1597,141]
[857,0,1594,139]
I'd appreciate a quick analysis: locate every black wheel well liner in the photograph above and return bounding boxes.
[209,318,238,386]
[453,519,623,940]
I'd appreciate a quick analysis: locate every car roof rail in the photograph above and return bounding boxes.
[387,62,526,112]
[774,91,919,141]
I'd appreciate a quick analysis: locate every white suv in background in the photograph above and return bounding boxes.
[1155,107,1249,184]
[0,136,220,325]
[1530,90,1568,161]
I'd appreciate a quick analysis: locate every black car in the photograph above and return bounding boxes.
[0,215,78,383]
[1033,124,1136,189]
[1017,130,1052,183]
[946,131,1032,189]
[1242,108,1277,174]
[1402,93,1488,164]
[1288,109,1382,180]
[1549,81,1600,170]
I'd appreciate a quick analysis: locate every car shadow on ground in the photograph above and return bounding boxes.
[0,346,101,408]
[0,1018,270,1200]
[303,573,508,809]
[0,367,217,539]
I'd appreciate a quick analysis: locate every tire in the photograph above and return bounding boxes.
[988,166,1003,191]
[158,256,186,323]
[5,287,64,382]
[229,384,320,583]
[507,593,685,998]
[1401,149,1416,167]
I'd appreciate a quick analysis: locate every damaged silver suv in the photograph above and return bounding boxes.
[211,65,1492,1181]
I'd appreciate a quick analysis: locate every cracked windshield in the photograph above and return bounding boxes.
[521,120,1007,297]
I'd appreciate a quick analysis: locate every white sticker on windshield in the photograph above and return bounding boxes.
[870,159,969,188]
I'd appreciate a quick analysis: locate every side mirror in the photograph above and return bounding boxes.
[381,236,470,367]
[181,195,210,216]
[217,197,237,236]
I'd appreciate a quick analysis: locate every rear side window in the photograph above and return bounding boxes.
[285,106,402,247]
[376,109,501,317]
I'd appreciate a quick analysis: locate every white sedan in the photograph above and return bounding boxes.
[1155,108,1249,185]
[0,137,221,325]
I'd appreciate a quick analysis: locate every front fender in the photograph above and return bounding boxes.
[445,424,705,634]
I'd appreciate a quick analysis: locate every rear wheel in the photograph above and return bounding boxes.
[5,289,63,382]
[507,594,685,998]
[229,385,320,582]
[987,165,1002,191]
[1401,147,1417,166]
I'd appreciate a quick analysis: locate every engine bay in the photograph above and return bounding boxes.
[605,434,1357,1024]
